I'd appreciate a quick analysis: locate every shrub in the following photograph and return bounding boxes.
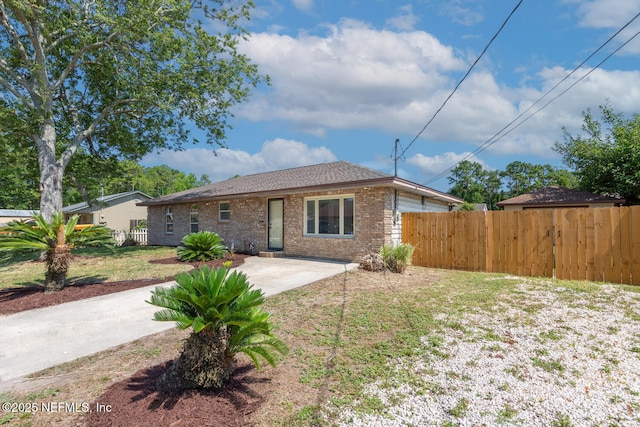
[380,243,415,273]
[360,252,385,271]
[177,231,227,262]
[458,202,477,211]
[121,237,139,247]
[147,266,289,391]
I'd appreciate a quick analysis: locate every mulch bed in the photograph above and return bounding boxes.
[86,361,268,427]
[0,254,249,315]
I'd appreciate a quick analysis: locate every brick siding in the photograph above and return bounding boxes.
[146,187,394,262]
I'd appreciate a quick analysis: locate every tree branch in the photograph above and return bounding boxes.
[0,65,35,108]
[59,97,140,170]
[52,32,119,93]
[0,1,31,64]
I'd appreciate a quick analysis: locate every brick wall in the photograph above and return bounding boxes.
[145,186,394,261]
[283,187,393,261]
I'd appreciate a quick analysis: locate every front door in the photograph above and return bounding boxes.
[268,198,284,250]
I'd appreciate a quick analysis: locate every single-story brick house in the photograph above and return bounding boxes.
[497,186,626,211]
[138,161,463,261]
[63,191,152,231]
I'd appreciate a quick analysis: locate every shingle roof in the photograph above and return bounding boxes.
[139,161,462,206]
[497,186,625,207]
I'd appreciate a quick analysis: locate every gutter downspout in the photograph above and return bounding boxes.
[393,139,399,227]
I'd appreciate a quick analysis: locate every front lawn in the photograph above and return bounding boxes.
[0,246,191,290]
[2,264,639,426]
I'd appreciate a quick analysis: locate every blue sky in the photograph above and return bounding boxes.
[141,0,640,193]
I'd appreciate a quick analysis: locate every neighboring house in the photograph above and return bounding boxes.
[138,161,463,262]
[0,209,40,227]
[497,186,626,211]
[63,191,152,231]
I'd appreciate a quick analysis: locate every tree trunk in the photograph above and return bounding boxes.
[157,327,237,392]
[44,245,70,292]
[35,120,64,221]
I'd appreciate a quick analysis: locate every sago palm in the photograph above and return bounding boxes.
[177,231,227,262]
[0,212,114,291]
[147,265,289,391]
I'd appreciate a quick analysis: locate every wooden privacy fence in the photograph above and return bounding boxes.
[402,207,640,286]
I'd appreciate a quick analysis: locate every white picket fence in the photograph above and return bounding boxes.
[111,229,148,246]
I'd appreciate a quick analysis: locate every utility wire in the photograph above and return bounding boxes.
[423,14,640,186]
[396,0,524,160]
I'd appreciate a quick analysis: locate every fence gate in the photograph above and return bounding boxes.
[402,207,640,286]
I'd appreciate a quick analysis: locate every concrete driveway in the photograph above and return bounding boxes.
[0,256,358,390]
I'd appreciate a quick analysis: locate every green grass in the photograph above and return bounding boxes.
[265,270,520,423]
[0,246,189,289]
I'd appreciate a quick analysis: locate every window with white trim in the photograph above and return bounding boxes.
[190,205,199,233]
[219,201,231,221]
[165,206,174,234]
[304,195,354,236]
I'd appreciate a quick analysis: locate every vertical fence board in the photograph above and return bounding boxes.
[539,210,554,278]
[505,211,515,275]
[609,208,622,284]
[482,211,492,272]
[569,208,584,280]
[523,210,535,277]
[592,209,605,282]
[429,212,439,268]
[619,207,632,285]
[471,211,486,271]
[584,209,596,282]
[631,207,640,285]
[602,208,615,283]
[555,209,566,280]
[493,211,504,273]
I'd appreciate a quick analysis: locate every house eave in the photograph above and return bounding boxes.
[138,177,463,206]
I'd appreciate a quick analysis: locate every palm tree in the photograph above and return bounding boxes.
[147,265,289,391]
[0,212,114,291]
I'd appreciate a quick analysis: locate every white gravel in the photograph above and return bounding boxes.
[332,280,640,426]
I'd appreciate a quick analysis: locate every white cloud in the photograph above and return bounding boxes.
[571,0,638,29]
[407,152,486,177]
[238,19,467,135]
[569,0,640,54]
[386,5,420,31]
[291,0,313,13]
[439,0,485,26]
[141,139,337,183]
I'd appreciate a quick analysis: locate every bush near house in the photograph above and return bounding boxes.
[177,231,227,262]
[360,244,415,273]
[380,243,415,273]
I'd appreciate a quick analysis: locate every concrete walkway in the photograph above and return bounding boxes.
[0,257,358,390]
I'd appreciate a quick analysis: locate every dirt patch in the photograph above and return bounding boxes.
[0,254,248,315]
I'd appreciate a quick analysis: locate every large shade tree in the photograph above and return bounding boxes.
[0,0,264,219]
[554,105,640,205]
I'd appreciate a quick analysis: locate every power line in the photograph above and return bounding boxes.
[423,13,640,186]
[396,0,524,160]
